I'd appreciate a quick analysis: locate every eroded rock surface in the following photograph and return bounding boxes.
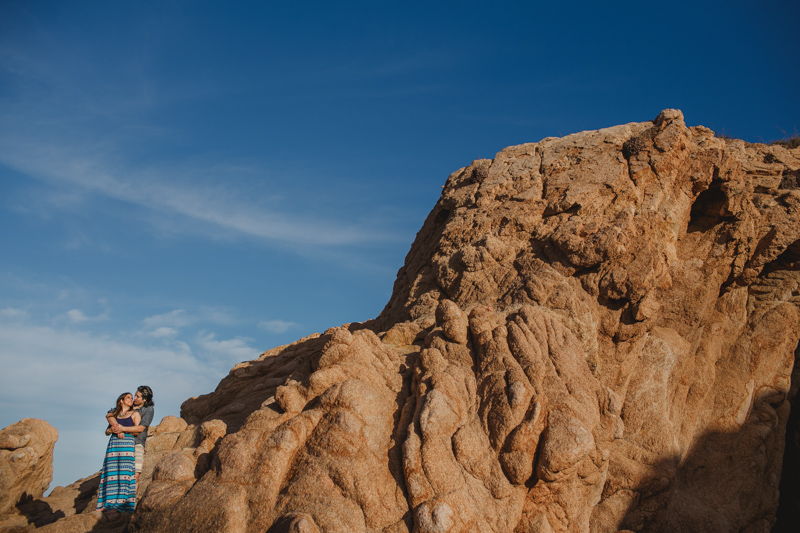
[25,110,800,532]
[0,419,58,525]
[131,110,800,533]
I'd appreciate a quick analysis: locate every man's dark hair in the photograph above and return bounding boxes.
[137,385,154,407]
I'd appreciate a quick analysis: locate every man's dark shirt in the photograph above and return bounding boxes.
[134,405,154,446]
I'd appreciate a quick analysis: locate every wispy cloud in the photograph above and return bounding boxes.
[141,308,239,337]
[0,320,208,411]
[196,331,258,362]
[0,308,256,489]
[148,326,178,338]
[56,305,110,325]
[143,309,192,329]
[259,319,298,334]
[65,309,90,323]
[0,307,29,320]
[0,37,399,250]
[0,139,386,246]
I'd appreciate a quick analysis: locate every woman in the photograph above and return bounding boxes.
[95,392,141,514]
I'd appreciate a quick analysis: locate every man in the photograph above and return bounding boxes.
[108,385,154,486]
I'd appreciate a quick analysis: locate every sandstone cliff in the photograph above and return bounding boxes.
[7,110,800,532]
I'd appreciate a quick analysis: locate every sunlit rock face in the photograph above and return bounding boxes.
[0,419,58,524]
[127,110,800,533]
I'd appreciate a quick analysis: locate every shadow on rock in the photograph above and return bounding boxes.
[773,342,800,532]
[608,353,799,532]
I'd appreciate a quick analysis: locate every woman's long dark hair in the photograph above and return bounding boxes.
[111,392,132,418]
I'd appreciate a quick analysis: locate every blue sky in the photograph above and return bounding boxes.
[1,1,797,491]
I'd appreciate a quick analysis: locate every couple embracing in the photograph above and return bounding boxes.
[95,385,155,515]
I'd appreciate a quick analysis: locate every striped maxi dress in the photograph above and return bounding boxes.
[96,416,137,513]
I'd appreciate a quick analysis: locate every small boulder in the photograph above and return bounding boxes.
[0,418,59,517]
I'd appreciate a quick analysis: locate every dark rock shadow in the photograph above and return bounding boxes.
[15,494,64,528]
[773,341,800,532]
[14,474,103,529]
[88,511,131,532]
[73,475,101,515]
[611,341,799,532]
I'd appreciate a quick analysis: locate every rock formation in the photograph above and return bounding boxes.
[0,420,58,522]
[9,110,800,532]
